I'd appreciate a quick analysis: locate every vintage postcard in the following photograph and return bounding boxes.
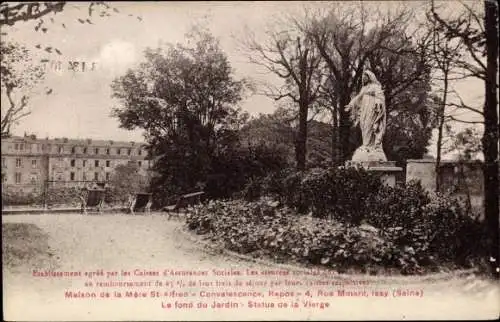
[2,1,499,321]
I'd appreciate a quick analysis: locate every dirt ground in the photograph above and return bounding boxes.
[2,213,499,321]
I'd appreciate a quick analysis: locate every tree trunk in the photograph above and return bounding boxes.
[338,93,352,162]
[435,73,448,192]
[483,0,499,278]
[331,95,340,166]
[296,101,308,171]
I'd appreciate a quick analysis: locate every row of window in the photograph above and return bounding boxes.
[12,142,145,156]
[5,173,37,184]
[69,160,143,168]
[68,172,110,181]
[2,158,144,169]
[6,158,38,168]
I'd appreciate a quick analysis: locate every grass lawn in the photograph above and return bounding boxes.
[2,222,57,273]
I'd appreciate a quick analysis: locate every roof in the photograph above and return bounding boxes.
[3,135,147,147]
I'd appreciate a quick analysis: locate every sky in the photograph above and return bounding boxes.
[1,1,486,158]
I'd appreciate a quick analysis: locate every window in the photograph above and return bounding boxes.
[106,160,110,167]
[117,148,121,155]
[95,148,99,154]
[2,175,7,183]
[71,159,76,167]
[70,172,75,181]
[16,158,22,168]
[20,144,24,151]
[106,148,110,155]
[14,143,19,150]
[95,160,99,167]
[106,173,110,181]
[83,160,87,167]
[2,158,6,168]
[83,147,87,154]
[127,148,131,155]
[83,173,87,181]
[32,159,37,168]
[58,145,63,153]
[71,146,76,154]
[138,149,142,156]
[138,161,142,167]
[30,174,37,184]
[94,172,99,181]
[15,172,21,184]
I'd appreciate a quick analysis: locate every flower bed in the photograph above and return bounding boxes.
[186,167,487,275]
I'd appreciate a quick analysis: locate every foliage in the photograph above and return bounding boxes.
[239,109,333,167]
[246,166,383,223]
[1,189,42,206]
[106,163,148,205]
[186,195,486,274]
[208,142,290,200]
[112,28,249,204]
[45,187,81,206]
[446,127,482,161]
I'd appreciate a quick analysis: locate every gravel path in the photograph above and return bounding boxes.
[2,213,499,321]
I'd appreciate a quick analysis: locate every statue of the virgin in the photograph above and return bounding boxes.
[345,69,387,162]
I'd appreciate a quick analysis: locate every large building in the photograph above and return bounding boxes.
[1,134,151,194]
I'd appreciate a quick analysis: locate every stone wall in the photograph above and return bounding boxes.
[406,160,484,193]
[406,160,437,191]
[406,159,485,216]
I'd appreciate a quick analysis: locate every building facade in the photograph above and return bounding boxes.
[1,134,151,194]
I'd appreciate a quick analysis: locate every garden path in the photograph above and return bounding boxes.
[2,213,499,320]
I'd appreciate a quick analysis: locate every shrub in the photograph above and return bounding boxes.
[186,186,487,274]
[207,143,290,200]
[1,189,42,206]
[255,166,383,223]
[299,167,382,223]
[364,180,430,229]
[45,187,81,206]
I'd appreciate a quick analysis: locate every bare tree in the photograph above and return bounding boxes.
[0,41,46,138]
[431,0,498,277]
[0,2,142,136]
[241,15,324,170]
[301,3,420,161]
[426,7,466,192]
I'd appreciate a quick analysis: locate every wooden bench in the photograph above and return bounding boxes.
[80,188,105,214]
[128,193,152,215]
[163,191,205,217]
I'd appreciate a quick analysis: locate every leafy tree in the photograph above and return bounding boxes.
[107,163,148,205]
[1,41,46,138]
[111,28,248,202]
[239,108,332,168]
[446,127,483,161]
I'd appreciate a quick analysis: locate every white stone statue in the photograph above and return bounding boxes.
[345,70,387,162]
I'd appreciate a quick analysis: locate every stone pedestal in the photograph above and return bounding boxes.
[346,160,403,187]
